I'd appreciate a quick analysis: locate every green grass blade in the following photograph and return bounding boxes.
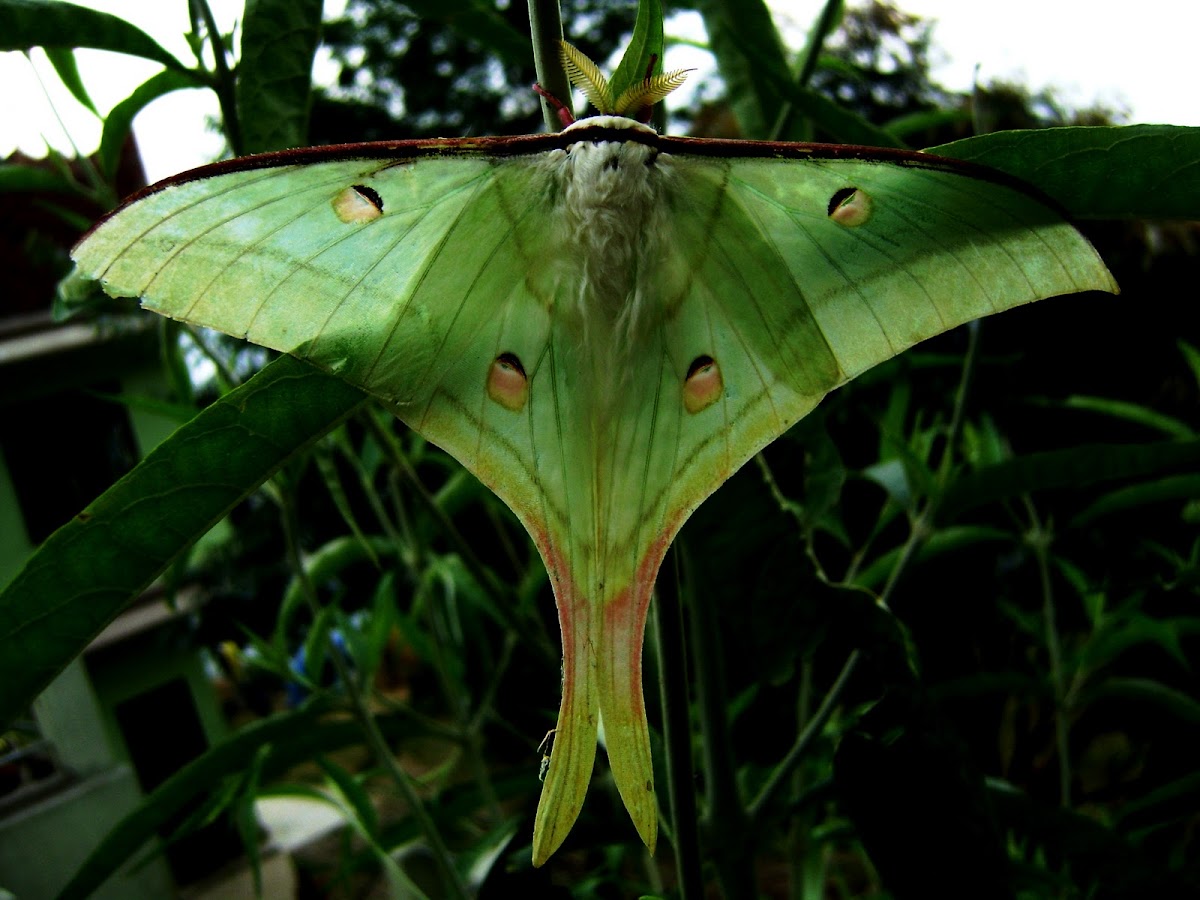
[44,46,97,114]
[1071,474,1200,527]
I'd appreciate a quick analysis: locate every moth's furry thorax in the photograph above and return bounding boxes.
[542,119,677,396]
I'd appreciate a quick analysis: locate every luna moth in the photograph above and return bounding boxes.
[61,39,1117,866]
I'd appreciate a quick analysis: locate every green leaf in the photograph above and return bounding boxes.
[275,535,397,643]
[1079,612,1195,672]
[460,818,521,888]
[310,758,425,896]
[99,69,205,180]
[609,0,664,104]
[854,525,1013,590]
[1177,339,1200,394]
[1071,473,1200,527]
[1083,677,1200,724]
[862,458,914,510]
[0,355,366,728]
[1053,395,1194,439]
[930,125,1200,220]
[0,163,80,194]
[693,0,789,138]
[694,0,898,146]
[792,414,846,528]
[313,440,381,568]
[348,572,399,683]
[239,623,299,684]
[936,440,1200,525]
[236,0,324,154]
[884,106,972,139]
[1113,770,1200,825]
[44,46,97,114]
[232,746,270,897]
[301,602,339,691]
[318,756,380,838]
[1,0,183,69]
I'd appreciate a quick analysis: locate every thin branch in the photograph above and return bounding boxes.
[191,0,242,154]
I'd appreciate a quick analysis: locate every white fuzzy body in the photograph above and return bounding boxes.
[539,117,676,387]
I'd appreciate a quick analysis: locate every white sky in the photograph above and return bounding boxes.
[2,1,1197,183]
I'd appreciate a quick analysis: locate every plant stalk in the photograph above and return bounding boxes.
[686,546,755,898]
[191,0,243,155]
[528,0,572,129]
[1026,498,1072,808]
[652,547,704,898]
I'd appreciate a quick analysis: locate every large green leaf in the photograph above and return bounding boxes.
[1,0,182,69]
[931,125,1200,220]
[237,0,324,154]
[692,0,789,139]
[0,355,366,727]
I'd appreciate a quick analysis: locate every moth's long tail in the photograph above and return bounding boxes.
[596,576,658,854]
[530,543,660,866]
[532,576,599,867]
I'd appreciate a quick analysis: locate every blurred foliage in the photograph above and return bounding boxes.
[313,0,637,140]
[808,0,953,128]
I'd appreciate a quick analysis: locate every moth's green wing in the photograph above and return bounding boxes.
[65,149,617,864]
[656,151,1119,489]
[73,158,522,404]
